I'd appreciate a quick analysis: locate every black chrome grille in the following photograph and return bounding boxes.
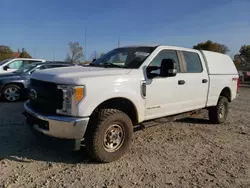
[29,79,63,114]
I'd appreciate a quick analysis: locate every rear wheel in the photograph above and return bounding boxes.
[2,84,21,102]
[85,109,133,163]
[208,96,229,124]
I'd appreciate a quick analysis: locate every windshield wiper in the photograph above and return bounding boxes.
[103,63,122,68]
[88,63,97,66]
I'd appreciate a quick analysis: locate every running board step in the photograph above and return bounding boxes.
[139,109,204,129]
[141,121,158,128]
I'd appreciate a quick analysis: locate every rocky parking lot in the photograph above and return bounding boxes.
[1,87,250,188]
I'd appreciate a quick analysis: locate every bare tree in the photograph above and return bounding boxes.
[65,42,84,64]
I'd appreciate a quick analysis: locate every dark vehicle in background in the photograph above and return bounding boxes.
[243,71,250,82]
[0,62,71,102]
[238,71,250,82]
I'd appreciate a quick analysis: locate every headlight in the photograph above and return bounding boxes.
[56,85,85,116]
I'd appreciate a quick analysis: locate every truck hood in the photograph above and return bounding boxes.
[31,66,132,84]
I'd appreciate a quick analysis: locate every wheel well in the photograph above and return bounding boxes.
[220,87,231,102]
[3,83,24,90]
[92,98,138,124]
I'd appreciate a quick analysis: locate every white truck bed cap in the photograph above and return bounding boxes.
[201,50,238,75]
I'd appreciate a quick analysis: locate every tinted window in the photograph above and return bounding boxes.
[23,60,43,66]
[149,50,180,73]
[182,51,203,73]
[14,64,38,73]
[45,65,67,69]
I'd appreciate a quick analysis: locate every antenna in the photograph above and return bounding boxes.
[85,28,87,60]
[34,48,36,58]
[118,36,120,48]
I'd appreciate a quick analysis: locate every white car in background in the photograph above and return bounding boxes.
[0,58,46,74]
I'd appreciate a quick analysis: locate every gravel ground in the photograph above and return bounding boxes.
[1,87,250,188]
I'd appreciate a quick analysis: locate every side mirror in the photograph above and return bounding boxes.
[29,70,36,74]
[160,59,177,77]
[3,66,9,71]
[92,59,96,63]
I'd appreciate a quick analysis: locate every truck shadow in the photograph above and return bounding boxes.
[0,102,96,165]
[5,138,97,164]
[1,102,213,165]
[175,117,213,125]
[1,133,97,164]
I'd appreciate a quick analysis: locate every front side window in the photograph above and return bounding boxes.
[14,64,38,73]
[91,47,155,69]
[148,50,180,74]
[182,51,203,73]
[8,60,24,69]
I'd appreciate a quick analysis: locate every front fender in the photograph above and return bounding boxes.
[0,79,27,90]
[79,90,145,123]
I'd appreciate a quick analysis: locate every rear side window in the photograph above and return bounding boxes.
[45,65,67,69]
[182,51,203,73]
[24,60,43,65]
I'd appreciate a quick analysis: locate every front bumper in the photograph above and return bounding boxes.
[24,101,89,140]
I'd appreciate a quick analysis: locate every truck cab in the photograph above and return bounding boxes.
[24,45,239,162]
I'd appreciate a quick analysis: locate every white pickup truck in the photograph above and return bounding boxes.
[24,45,239,162]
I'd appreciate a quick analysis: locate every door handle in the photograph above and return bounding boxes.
[202,79,208,83]
[178,80,185,85]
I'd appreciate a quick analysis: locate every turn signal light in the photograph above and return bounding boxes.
[75,87,84,102]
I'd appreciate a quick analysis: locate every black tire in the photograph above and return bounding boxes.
[208,96,229,124]
[85,109,133,163]
[2,84,22,102]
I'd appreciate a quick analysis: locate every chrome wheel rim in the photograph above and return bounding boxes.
[219,103,225,119]
[4,87,20,101]
[103,124,125,152]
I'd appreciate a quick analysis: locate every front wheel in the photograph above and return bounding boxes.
[208,96,229,124]
[2,84,21,102]
[85,109,133,163]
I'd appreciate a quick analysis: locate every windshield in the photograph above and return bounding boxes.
[91,47,155,68]
[14,64,38,73]
[0,59,12,66]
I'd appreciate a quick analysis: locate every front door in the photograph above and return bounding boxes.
[145,49,187,120]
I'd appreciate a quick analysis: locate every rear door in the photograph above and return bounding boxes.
[177,50,209,110]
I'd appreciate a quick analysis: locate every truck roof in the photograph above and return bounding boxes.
[122,44,237,75]
[121,44,199,52]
